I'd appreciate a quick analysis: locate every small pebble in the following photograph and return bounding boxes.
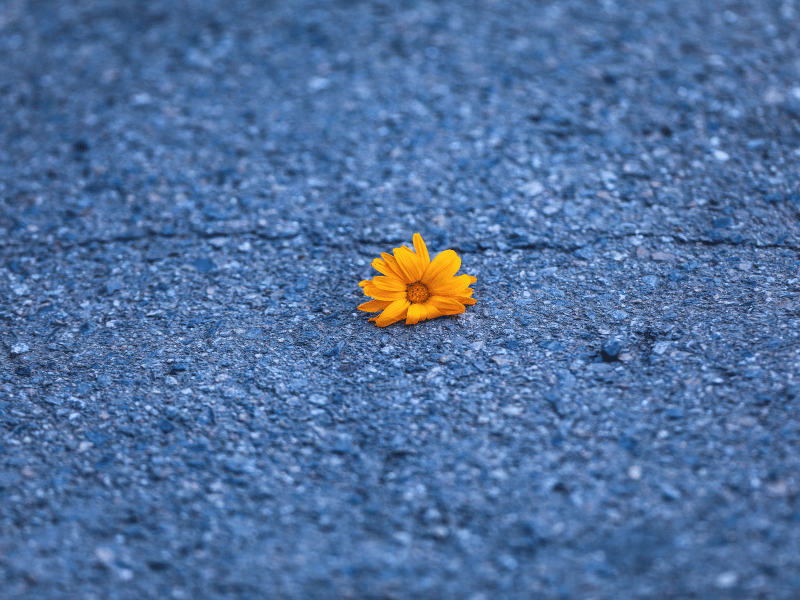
[666,407,685,419]
[192,258,216,273]
[641,275,659,287]
[651,252,675,261]
[713,216,733,229]
[601,340,621,362]
[653,341,671,355]
[715,571,738,589]
[11,343,30,356]
[308,394,328,406]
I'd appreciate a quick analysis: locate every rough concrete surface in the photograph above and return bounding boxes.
[1,1,799,598]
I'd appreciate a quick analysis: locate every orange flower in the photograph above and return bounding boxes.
[358,233,477,327]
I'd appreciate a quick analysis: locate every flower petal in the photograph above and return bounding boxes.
[421,249,461,285]
[358,299,392,312]
[427,295,466,315]
[423,303,442,320]
[381,252,411,284]
[371,276,407,291]
[393,246,425,282]
[374,299,410,327]
[412,233,430,267]
[371,258,398,278]
[453,296,477,305]
[385,313,408,326]
[428,273,472,296]
[364,287,407,301]
[361,280,382,293]
[406,303,424,325]
[468,275,477,284]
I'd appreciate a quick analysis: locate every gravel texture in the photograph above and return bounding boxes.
[1,1,799,598]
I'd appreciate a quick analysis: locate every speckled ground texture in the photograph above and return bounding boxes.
[1,0,799,598]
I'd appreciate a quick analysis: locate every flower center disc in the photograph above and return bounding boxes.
[406,282,430,304]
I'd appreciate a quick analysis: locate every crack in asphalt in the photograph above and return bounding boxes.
[4,226,796,254]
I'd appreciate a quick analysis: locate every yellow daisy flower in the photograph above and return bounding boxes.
[358,233,477,327]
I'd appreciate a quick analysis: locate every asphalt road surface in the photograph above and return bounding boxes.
[1,1,799,598]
